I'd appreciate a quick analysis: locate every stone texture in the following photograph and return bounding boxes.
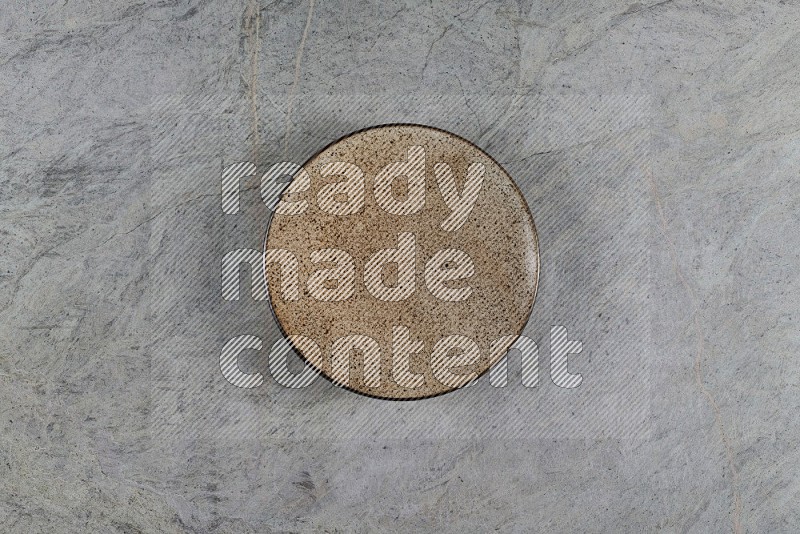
[1,1,798,532]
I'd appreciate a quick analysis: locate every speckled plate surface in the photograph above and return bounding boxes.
[265,124,539,399]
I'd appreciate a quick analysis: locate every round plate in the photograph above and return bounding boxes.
[265,124,538,399]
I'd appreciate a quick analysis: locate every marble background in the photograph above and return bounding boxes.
[2,0,799,532]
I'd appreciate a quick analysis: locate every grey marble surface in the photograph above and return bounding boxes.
[2,1,799,532]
